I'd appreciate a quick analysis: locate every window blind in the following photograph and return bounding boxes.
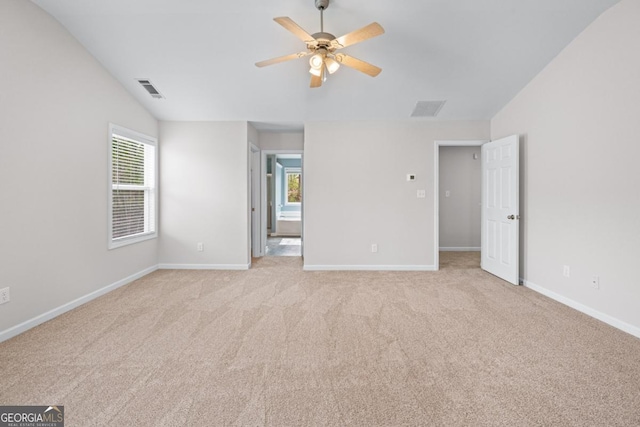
[111,133,156,242]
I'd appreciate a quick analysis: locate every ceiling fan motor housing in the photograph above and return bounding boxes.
[310,32,336,49]
[315,0,329,11]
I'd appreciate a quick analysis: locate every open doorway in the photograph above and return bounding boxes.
[262,151,303,257]
[434,137,521,282]
[434,140,486,269]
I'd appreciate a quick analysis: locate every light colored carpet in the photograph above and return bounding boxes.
[1,252,640,426]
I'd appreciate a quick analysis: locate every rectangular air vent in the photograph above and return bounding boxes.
[411,100,446,117]
[136,79,164,99]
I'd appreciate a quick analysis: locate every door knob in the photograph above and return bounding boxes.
[507,215,515,220]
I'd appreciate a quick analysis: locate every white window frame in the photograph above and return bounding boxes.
[108,123,158,249]
[284,167,302,206]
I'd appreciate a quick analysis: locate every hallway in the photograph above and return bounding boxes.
[265,236,301,257]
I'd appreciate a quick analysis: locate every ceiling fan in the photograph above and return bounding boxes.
[255,0,384,88]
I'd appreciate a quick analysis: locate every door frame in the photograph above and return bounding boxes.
[261,149,304,257]
[249,143,261,260]
[433,140,487,270]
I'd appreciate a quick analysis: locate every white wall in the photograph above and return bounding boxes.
[491,0,640,335]
[304,120,490,270]
[248,123,259,147]
[258,132,304,151]
[439,146,481,250]
[0,1,158,338]
[159,121,250,269]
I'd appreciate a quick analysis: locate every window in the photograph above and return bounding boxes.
[285,168,301,205]
[108,124,157,248]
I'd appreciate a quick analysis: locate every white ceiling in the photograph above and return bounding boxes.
[32,0,620,130]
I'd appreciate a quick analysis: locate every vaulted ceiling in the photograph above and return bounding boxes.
[32,0,620,129]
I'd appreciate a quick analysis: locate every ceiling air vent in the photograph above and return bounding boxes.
[136,79,164,99]
[411,100,446,117]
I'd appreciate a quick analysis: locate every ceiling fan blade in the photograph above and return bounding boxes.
[331,22,384,49]
[310,72,323,88]
[274,17,316,44]
[334,54,382,77]
[255,51,310,68]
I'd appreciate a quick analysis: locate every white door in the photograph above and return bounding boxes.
[250,147,261,257]
[481,135,520,285]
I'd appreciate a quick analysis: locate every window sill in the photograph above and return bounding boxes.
[109,232,157,250]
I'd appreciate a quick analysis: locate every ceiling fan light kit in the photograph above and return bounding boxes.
[324,56,340,74]
[255,0,384,88]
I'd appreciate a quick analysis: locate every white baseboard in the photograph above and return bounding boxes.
[0,265,158,344]
[303,265,437,271]
[439,247,481,252]
[523,279,640,340]
[158,263,250,270]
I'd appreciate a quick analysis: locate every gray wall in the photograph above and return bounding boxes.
[492,0,640,335]
[303,120,490,269]
[159,121,250,268]
[259,132,303,150]
[0,1,158,337]
[439,146,481,250]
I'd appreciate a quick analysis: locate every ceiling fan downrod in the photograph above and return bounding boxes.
[315,0,329,32]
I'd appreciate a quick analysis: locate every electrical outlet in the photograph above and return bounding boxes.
[591,276,600,289]
[371,244,378,253]
[563,265,570,278]
[197,242,204,252]
[0,287,9,305]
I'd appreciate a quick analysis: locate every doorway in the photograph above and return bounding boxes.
[438,145,482,251]
[434,137,521,284]
[261,150,303,257]
[434,140,486,269]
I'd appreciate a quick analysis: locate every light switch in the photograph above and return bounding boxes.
[445,190,451,198]
[417,190,426,198]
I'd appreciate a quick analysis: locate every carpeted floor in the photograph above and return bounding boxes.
[1,252,640,426]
